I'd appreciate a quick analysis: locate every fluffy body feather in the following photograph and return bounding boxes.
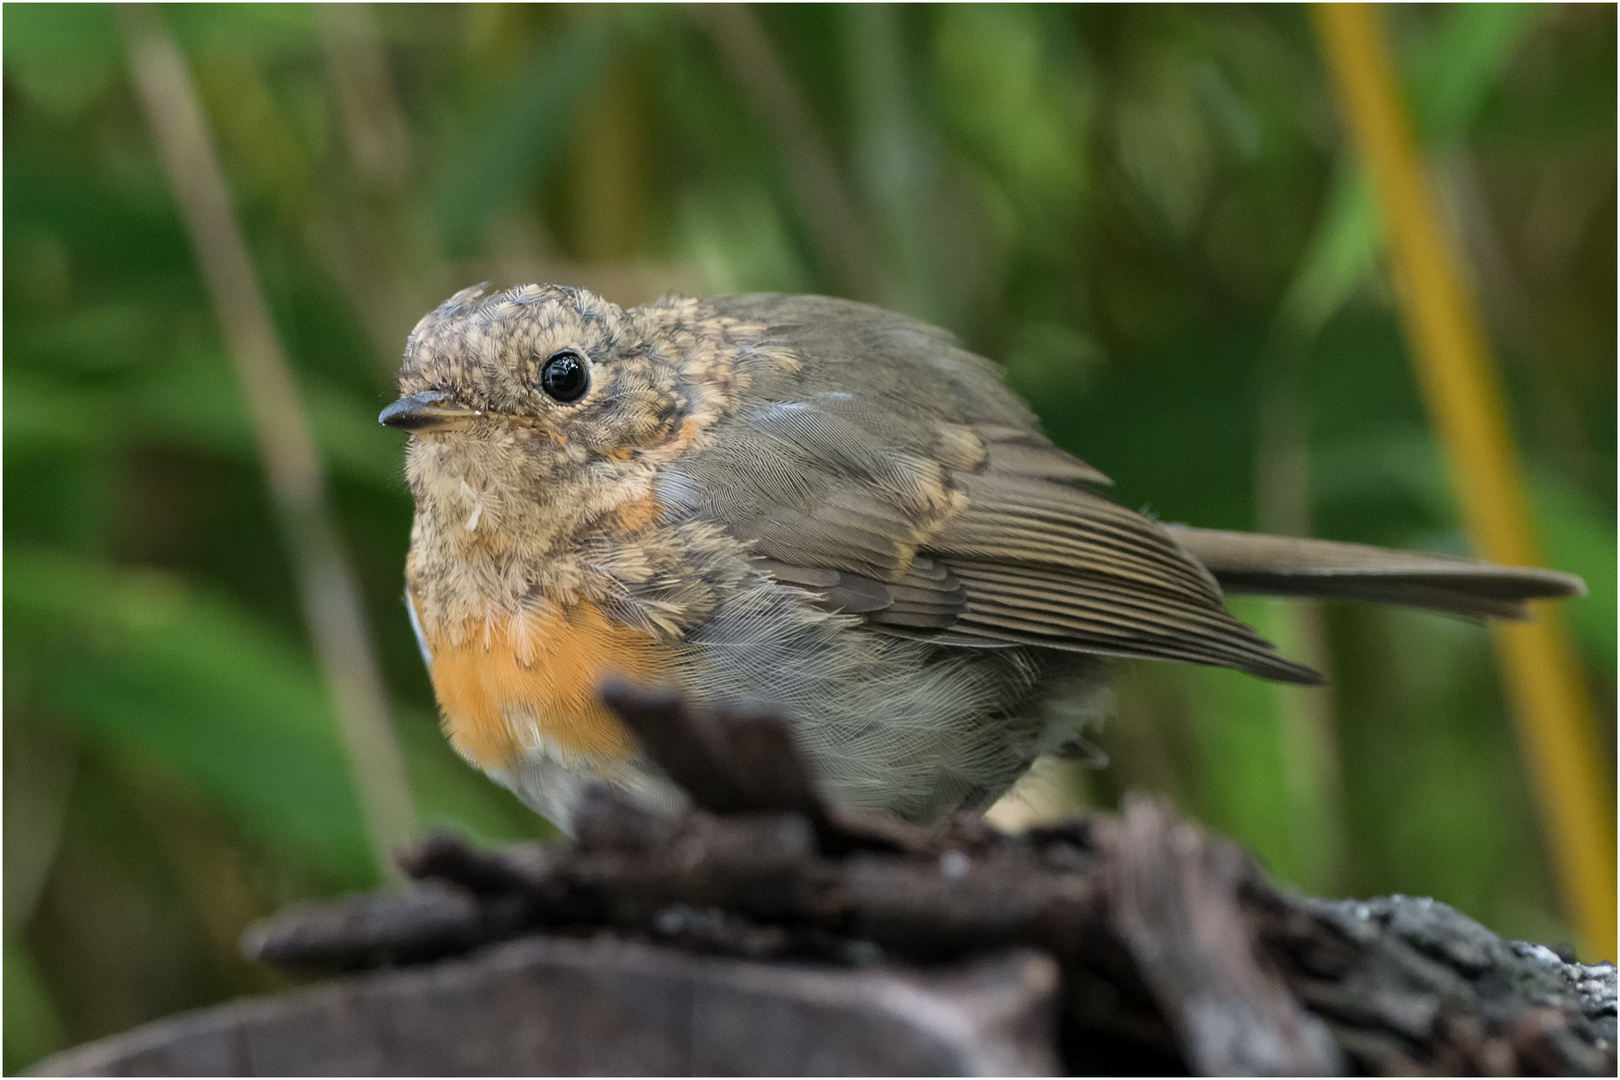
[388,285,1583,832]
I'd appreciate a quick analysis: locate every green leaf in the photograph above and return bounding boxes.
[124,352,404,489]
[163,4,320,63]
[932,5,1089,238]
[1530,475,1618,677]
[1410,4,1547,142]
[1277,164,1380,339]
[435,17,619,252]
[1311,430,1615,674]
[1173,596,1344,894]
[5,549,555,876]
[1,4,120,118]
[1284,4,1546,335]
[5,549,375,880]
[4,350,404,490]
[3,936,65,1075]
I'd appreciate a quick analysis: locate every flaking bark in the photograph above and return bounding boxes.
[35,688,1619,1076]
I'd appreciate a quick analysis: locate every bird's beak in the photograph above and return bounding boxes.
[378,390,478,433]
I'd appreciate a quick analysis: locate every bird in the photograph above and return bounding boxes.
[380,283,1584,833]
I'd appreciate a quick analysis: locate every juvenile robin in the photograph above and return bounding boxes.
[381,284,1584,832]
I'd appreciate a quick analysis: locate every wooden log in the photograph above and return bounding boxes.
[31,939,1061,1077]
[29,687,1618,1076]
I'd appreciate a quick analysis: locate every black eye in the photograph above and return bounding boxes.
[539,350,589,403]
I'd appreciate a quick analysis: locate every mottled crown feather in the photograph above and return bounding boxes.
[393,283,645,419]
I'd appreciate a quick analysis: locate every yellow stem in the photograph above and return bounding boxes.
[1313,4,1614,960]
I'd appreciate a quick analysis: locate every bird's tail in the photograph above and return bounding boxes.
[1164,525,1585,621]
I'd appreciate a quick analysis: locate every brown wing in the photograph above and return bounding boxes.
[658,295,1321,685]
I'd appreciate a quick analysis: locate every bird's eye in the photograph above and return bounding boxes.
[539,350,589,403]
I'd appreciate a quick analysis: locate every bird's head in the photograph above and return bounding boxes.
[381,283,762,565]
[381,282,686,454]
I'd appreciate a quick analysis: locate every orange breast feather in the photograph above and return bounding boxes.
[427,603,665,769]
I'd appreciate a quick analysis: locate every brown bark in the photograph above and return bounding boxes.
[33,688,1618,1076]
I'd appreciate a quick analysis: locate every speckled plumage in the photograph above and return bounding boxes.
[387,284,1583,833]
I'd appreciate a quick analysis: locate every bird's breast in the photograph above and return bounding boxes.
[420,602,670,770]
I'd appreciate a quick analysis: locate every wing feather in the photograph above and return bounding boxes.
[663,294,1317,682]
[946,563,1319,682]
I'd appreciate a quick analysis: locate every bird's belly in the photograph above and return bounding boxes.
[681,582,1109,824]
[424,603,668,771]
[415,581,1106,831]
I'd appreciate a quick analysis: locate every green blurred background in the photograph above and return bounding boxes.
[4,3,1614,1068]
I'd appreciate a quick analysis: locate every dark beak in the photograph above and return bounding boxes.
[379,390,478,433]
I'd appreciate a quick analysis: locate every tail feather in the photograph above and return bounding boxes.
[1164,526,1585,622]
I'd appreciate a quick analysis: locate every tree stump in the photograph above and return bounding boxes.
[31,688,1617,1076]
